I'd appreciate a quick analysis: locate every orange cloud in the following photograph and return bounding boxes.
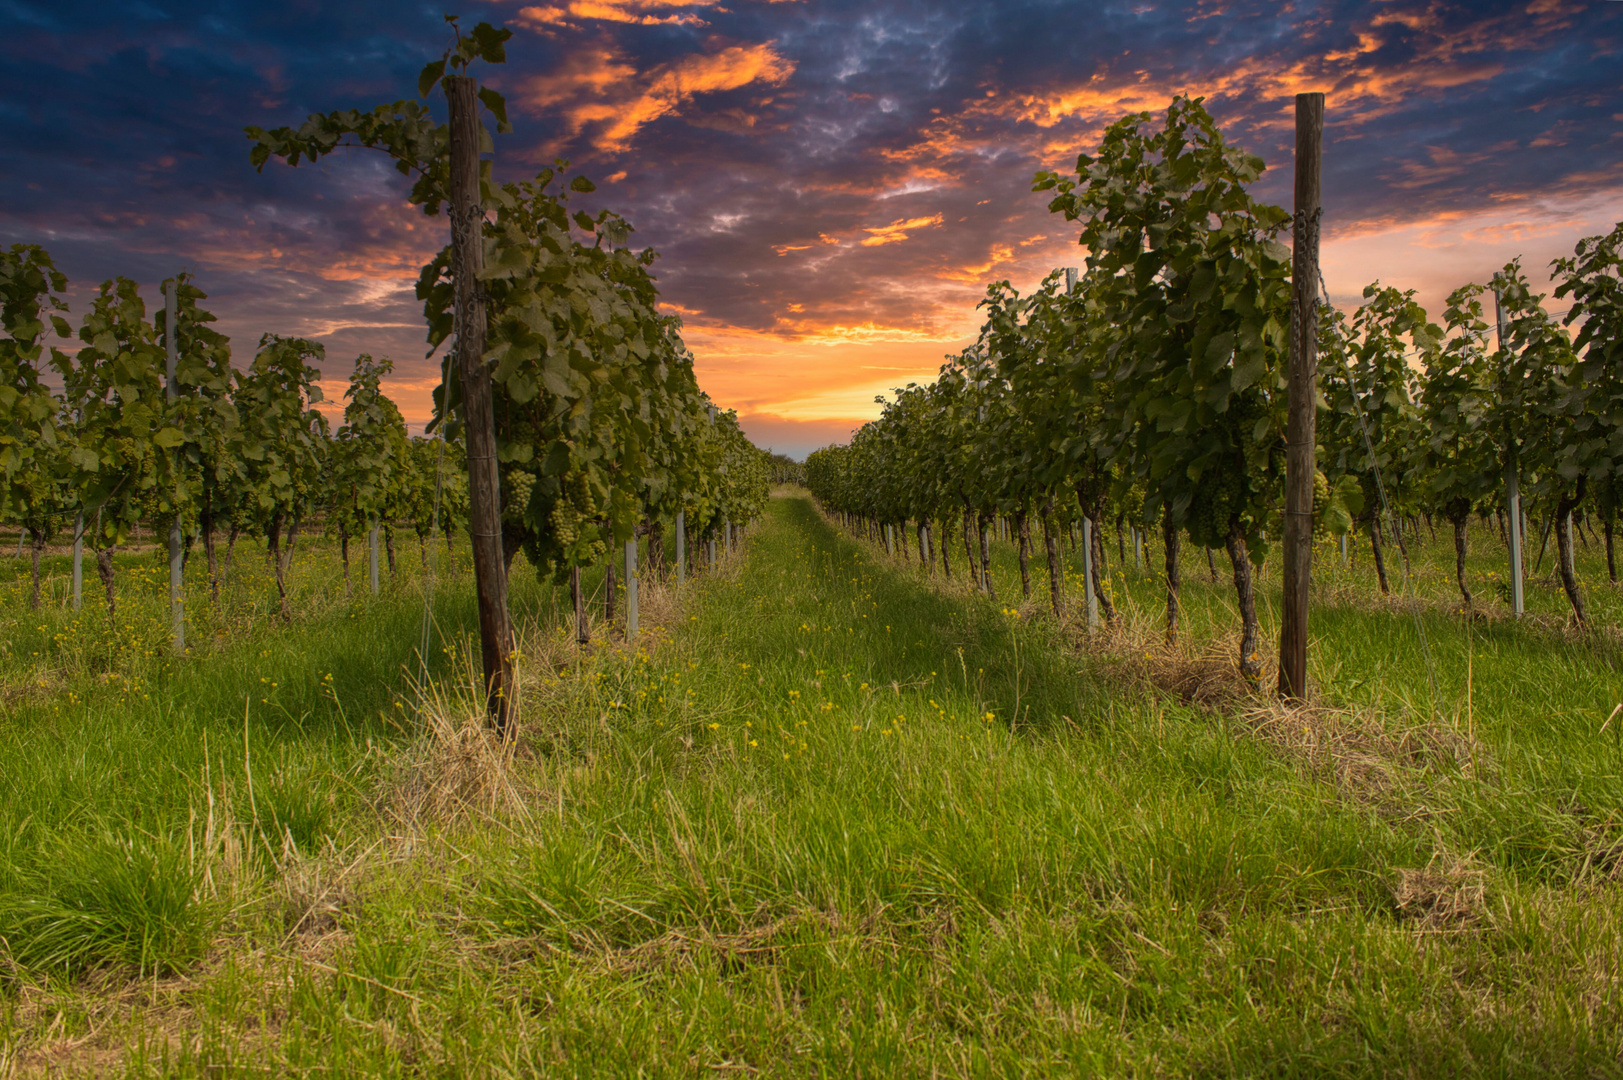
[510,0,800,28]
[859,213,944,247]
[516,0,709,28]
[938,242,1017,283]
[523,41,796,151]
[876,1,1581,183]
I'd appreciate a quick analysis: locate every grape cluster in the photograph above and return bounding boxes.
[502,468,536,525]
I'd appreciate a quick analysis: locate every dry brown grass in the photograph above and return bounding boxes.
[383,660,531,830]
[1393,853,1487,929]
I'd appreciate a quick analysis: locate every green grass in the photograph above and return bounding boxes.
[0,498,1620,1076]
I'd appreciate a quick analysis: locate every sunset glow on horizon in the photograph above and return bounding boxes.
[4,0,1620,458]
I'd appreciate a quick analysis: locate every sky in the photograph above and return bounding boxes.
[3,0,1621,459]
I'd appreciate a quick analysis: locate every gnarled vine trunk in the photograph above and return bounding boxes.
[977,512,997,600]
[1163,509,1181,644]
[97,545,116,615]
[571,565,589,645]
[961,507,976,590]
[1090,510,1115,623]
[1369,516,1391,596]
[650,522,667,582]
[340,532,352,598]
[1042,507,1062,618]
[1555,484,1588,626]
[1224,522,1262,687]
[1015,511,1031,598]
[29,532,45,609]
[268,513,291,622]
[202,510,219,603]
[1451,512,1472,606]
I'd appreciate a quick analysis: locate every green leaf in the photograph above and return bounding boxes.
[569,175,597,194]
[477,87,511,134]
[418,59,446,98]
[468,22,512,65]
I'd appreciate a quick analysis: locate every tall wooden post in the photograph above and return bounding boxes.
[369,521,380,595]
[164,278,184,653]
[1278,91,1323,700]
[446,74,515,730]
[1494,275,1525,617]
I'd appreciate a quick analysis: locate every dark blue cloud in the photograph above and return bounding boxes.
[3,0,1620,438]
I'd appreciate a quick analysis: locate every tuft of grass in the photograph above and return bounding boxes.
[0,830,215,978]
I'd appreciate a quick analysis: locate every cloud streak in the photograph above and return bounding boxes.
[1,0,1620,458]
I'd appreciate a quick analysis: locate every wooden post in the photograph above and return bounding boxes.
[71,512,83,611]
[164,278,184,653]
[369,521,380,594]
[1133,526,1142,572]
[625,537,638,640]
[1278,91,1322,700]
[675,511,686,586]
[446,74,515,730]
[1494,275,1525,618]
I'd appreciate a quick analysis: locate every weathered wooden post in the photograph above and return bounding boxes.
[1493,274,1525,618]
[1278,91,1323,700]
[446,74,516,729]
[164,277,184,653]
[369,521,380,595]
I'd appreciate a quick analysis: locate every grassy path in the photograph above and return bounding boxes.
[3,493,1621,1076]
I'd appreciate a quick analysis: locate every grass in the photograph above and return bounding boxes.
[0,497,1619,1076]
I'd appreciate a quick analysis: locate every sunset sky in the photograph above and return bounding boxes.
[3,0,1621,458]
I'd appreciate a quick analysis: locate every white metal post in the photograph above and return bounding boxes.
[164,279,184,652]
[1082,516,1098,631]
[71,512,83,611]
[625,537,638,640]
[675,511,685,586]
[1495,275,1525,617]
